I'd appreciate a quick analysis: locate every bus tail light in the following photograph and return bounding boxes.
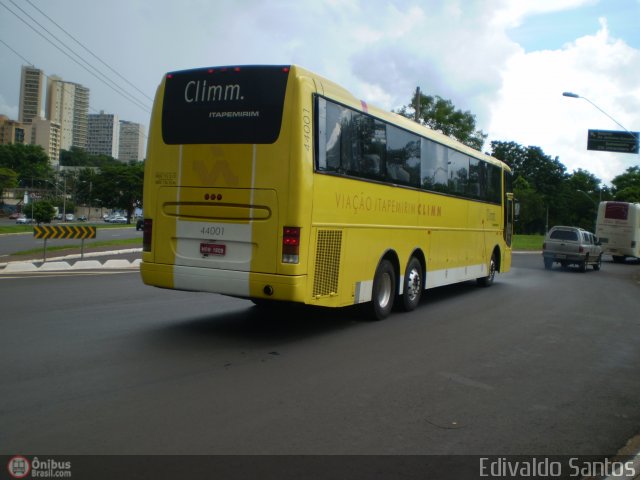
[143,219,152,252]
[282,226,300,264]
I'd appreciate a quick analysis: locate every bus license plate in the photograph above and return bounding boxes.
[200,243,226,256]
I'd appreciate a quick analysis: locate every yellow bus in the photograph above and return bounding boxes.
[140,64,514,319]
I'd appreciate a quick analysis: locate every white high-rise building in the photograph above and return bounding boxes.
[87,111,119,158]
[72,83,89,149]
[46,76,90,150]
[118,121,145,162]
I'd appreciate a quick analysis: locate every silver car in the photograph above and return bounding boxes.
[542,226,603,272]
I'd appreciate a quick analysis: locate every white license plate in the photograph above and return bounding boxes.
[200,243,226,256]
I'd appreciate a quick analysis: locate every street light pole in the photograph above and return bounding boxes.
[577,189,598,232]
[562,91,636,139]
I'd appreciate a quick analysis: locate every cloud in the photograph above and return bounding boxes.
[492,0,598,28]
[1,0,637,185]
[0,94,19,119]
[488,17,640,184]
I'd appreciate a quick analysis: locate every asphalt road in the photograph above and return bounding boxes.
[1,253,639,460]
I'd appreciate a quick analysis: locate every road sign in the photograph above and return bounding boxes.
[33,225,96,240]
[587,129,639,154]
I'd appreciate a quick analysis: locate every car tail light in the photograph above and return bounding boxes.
[143,219,152,252]
[282,226,300,264]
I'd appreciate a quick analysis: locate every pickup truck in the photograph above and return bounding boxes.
[542,226,603,272]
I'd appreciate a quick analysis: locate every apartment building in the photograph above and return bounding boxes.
[31,117,61,166]
[0,115,32,145]
[118,120,145,162]
[87,111,119,158]
[46,76,90,150]
[18,66,45,124]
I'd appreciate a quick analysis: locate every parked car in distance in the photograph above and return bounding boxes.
[111,216,127,224]
[77,215,87,221]
[543,226,602,272]
[9,212,21,220]
[16,216,32,224]
[65,213,75,221]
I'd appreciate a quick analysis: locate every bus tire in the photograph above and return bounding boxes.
[477,252,497,287]
[371,259,396,320]
[401,257,423,312]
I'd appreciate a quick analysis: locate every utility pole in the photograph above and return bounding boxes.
[414,86,421,123]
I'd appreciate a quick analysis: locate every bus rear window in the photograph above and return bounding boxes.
[605,202,629,220]
[162,66,289,145]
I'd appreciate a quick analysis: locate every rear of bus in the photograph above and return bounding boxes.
[140,65,315,302]
[596,201,640,261]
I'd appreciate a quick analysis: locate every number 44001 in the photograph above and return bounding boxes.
[200,225,225,237]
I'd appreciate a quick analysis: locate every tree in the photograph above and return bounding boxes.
[74,168,98,206]
[563,169,603,231]
[0,166,18,199]
[491,140,575,233]
[611,166,640,202]
[0,144,54,186]
[491,141,567,199]
[32,200,55,224]
[93,162,144,222]
[397,92,487,150]
[60,147,121,169]
[512,176,546,234]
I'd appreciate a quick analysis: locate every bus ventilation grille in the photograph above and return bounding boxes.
[313,230,342,297]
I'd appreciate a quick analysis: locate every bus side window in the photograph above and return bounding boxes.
[448,150,469,196]
[357,115,386,181]
[387,124,420,188]
[324,100,347,172]
[468,158,483,199]
[420,138,449,193]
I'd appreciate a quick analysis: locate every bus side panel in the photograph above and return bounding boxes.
[308,175,423,307]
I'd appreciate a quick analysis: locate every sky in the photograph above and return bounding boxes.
[1,0,639,185]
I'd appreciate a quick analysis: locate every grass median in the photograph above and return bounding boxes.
[0,223,140,259]
[2,222,544,257]
[512,234,543,251]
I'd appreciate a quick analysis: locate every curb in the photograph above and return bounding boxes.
[0,248,142,272]
[2,258,141,273]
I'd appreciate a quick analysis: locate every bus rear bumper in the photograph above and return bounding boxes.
[140,262,307,302]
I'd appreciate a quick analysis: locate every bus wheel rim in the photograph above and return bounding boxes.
[378,273,392,308]
[406,267,421,301]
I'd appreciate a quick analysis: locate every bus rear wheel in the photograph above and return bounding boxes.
[371,259,396,320]
[477,252,497,287]
[401,257,423,312]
